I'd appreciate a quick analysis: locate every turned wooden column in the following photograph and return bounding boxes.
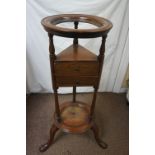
[48,33,61,122]
[73,21,79,102]
[90,35,107,119]
[98,35,107,83]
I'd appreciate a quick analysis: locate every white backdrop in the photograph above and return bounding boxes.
[26,0,129,93]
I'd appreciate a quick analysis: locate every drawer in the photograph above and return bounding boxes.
[55,76,99,86]
[54,62,99,76]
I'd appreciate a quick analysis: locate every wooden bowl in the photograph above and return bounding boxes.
[54,101,93,133]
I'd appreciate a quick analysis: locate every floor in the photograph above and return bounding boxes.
[27,92,129,155]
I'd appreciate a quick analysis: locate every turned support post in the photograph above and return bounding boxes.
[98,35,107,82]
[48,33,61,122]
[73,86,76,102]
[90,35,107,120]
[90,87,98,119]
[72,21,79,102]
[73,21,79,45]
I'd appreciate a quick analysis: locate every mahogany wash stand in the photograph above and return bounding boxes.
[39,14,112,152]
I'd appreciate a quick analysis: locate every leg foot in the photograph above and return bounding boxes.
[39,124,59,152]
[90,123,108,149]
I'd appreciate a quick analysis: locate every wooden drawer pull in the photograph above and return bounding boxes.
[76,81,79,84]
[74,68,80,71]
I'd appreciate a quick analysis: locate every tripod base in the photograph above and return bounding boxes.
[39,101,107,152]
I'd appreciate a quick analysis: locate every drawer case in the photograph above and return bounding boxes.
[55,76,99,87]
[54,61,99,87]
[54,62,99,76]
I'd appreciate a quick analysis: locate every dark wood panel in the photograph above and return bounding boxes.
[55,62,99,76]
[55,76,98,86]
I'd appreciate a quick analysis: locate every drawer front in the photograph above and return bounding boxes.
[54,62,99,76]
[55,76,98,86]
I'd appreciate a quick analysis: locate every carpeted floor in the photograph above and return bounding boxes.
[27,92,129,155]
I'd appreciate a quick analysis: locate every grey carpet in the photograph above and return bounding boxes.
[27,92,129,155]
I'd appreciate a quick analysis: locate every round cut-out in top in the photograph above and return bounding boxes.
[41,14,113,38]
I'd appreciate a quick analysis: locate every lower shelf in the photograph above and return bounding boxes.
[54,101,93,133]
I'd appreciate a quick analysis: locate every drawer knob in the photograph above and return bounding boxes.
[76,81,79,84]
[74,68,80,71]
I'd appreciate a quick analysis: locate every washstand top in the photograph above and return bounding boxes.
[41,14,113,38]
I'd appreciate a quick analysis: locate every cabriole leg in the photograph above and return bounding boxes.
[39,124,59,152]
[90,123,108,149]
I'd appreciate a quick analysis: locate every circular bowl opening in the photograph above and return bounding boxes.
[56,22,99,29]
[41,14,113,38]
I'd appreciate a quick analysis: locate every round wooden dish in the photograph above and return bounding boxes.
[54,101,93,133]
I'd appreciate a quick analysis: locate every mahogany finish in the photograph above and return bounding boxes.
[41,14,112,38]
[54,101,93,134]
[39,14,112,152]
